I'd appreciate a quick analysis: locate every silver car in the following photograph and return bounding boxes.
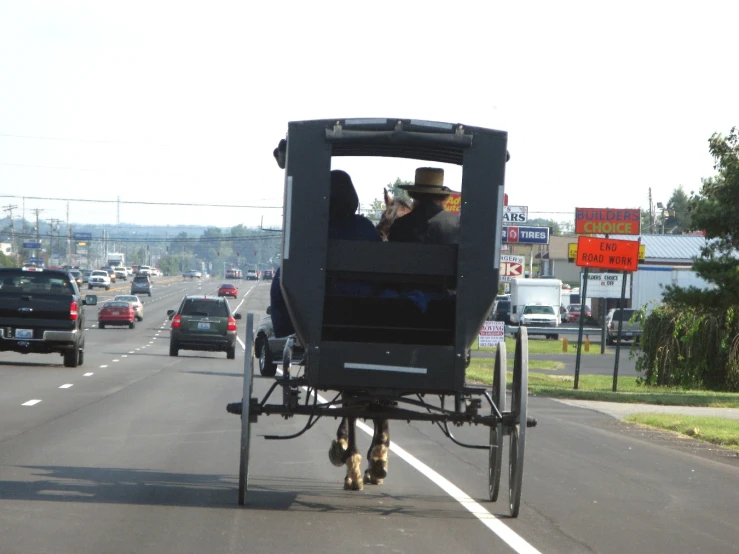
[113,295,144,321]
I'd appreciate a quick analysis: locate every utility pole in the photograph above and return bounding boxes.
[3,204,18,263]
[648,187,654,234]
[48,218,62,266]
[32,208,44,262]
[66,201,71,266]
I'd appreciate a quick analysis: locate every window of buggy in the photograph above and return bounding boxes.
[181,298,228,317]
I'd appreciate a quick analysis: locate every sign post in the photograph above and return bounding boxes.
[612,271,629,392]
[573,235,640,389]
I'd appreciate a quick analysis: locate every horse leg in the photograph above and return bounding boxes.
[344,417,363,491]
[328,417,348,467]
[364,418,389,485]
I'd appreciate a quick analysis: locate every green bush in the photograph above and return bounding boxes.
[634,304,739,392]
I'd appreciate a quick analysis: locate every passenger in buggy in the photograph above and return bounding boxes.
[269,169,381,338]
[387,167,460,245]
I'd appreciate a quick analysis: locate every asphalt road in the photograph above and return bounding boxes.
[1,279,737,554]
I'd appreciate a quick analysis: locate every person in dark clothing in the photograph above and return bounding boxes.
[270,170,381,338]
[387,167,460,245]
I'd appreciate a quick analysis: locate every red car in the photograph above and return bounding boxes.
[98,301,136,329]
[218,283,238,298]
[567,304,592,323]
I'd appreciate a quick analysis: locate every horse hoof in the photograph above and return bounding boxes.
[364,470,384,486]
[369,459,388,480]
[329,439,348,467]
[344,477,363,491]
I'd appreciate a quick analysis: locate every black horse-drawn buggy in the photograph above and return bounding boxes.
[227,117,535,517]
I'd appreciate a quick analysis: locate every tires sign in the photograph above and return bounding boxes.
[500,255,525,282]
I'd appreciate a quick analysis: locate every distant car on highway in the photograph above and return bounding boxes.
[261,269,274,280]
[88,270,111,290]
[98,300,136,329]
[183,269,202,279]
[218,283,238,298]
[245,269,258,280]
[113,294,144,321]
[167,295,241,359]
[130,274,152,297]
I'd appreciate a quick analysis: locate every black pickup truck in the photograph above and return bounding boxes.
[0,267,97,367]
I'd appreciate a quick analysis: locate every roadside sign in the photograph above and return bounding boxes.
[500,254,525,282]
[582,272,632,299]
[478,320,505,347]
[502,205,528,223]
[23,241,42,249]
[502,226,549,244]
[443,193,461,214]
[575,208,641,235]
[73,232,93,241]
[575,236,640,271]
[569,242,645,263]
[29,256,44,264]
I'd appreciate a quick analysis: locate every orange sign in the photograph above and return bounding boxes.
[575,208,641,235]
[576,236,640,272]
[443,193,461,214]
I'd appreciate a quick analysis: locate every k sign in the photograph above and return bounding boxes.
[503,205,528,223]
[500,254,525,282]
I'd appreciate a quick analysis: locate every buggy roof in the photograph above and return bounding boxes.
[281,118,509,165]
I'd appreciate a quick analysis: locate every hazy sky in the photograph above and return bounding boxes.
[1,1,737,231]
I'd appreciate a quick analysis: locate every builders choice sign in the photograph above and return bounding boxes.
[582,272,632,299]
[575,208,641,235]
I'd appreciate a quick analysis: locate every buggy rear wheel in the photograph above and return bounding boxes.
[508,327,528,518]
[489,340,506,502]
[238,314,256,505]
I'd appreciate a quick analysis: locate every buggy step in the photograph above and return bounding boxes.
[527,416,538,428]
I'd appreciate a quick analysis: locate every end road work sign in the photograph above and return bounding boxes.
[576,236,640,272]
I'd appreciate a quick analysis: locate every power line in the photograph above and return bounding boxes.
[0,194,282,209]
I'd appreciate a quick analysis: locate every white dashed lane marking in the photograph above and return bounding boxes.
[83,373,93,377]
[99,365,108,368]
[59,384,73,389]
[22,399,42,406]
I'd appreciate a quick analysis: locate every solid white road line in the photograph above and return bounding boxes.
[22,399,42,406]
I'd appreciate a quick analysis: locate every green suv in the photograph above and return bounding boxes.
[167,296,241,359]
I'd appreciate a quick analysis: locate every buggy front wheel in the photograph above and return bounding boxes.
[489,340,506,502]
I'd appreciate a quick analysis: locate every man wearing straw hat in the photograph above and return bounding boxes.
[387,167,460,245]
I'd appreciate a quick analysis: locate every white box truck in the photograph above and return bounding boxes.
[510,278,563,339]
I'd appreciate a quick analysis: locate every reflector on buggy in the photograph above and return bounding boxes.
[227,118,535,517]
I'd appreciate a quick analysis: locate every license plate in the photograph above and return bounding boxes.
[198,322,210,330]
[15,329,33,339]
[112,311,120,315]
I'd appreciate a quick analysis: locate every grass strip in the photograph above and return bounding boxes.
[472,336,609,356]
[466,359,739,408]
[624,414,739,452]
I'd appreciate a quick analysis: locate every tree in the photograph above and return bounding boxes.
[387,178,412,201]
[527,218,562,236]
[663,128,739,308]
[661,186,692,234]
[635,128,739,391]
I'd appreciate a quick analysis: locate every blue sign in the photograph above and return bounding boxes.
[23,241,42,249]
[502,226,550,245]
[73,232,92,241]
[29,257,44,264]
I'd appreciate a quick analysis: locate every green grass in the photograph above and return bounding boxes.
[466,359,739,408]
[472,336,605,355]
[624,414,739,452]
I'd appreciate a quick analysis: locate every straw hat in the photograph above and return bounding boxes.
[398,167,457,195]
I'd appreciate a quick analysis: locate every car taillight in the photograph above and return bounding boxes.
[70,301,79,321]
[172,315,181,329]
[227,317,237,331]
